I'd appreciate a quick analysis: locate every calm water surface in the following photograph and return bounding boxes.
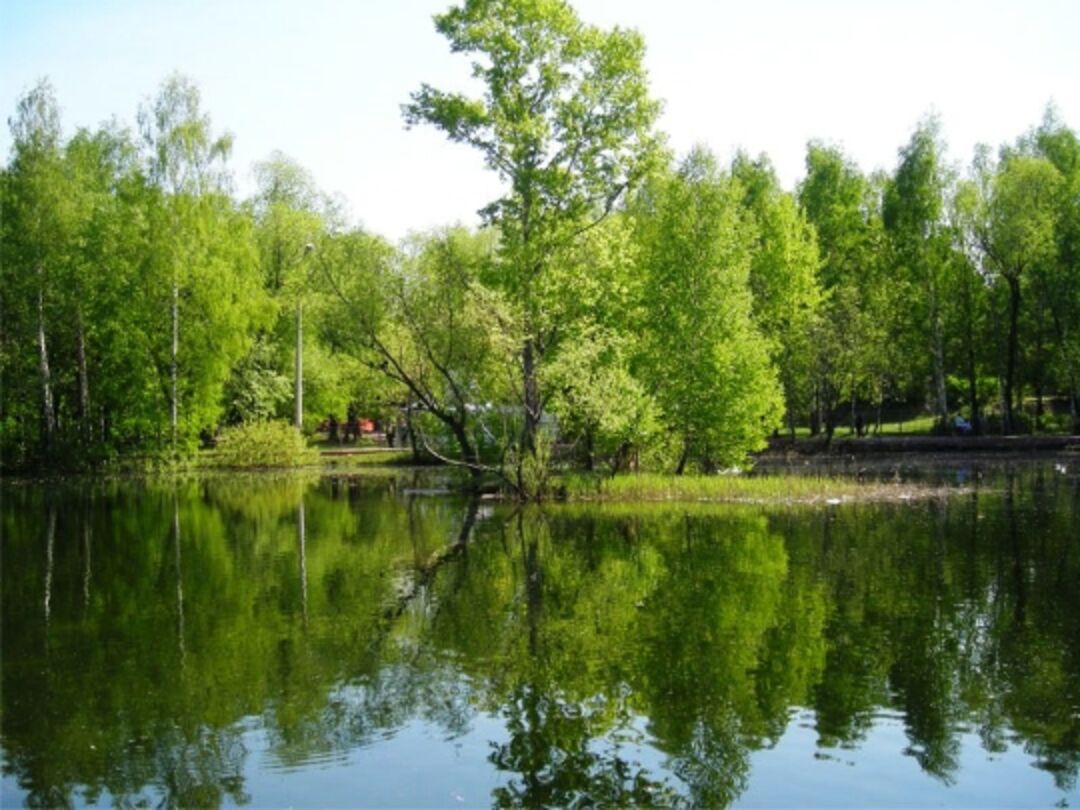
[2,463,1078,808]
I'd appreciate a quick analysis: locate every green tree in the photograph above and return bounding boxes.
[731,152,822,437]
[946,176,993,429]
[884,117,954,426]
[248,153,328,428]
[2,79,67,462]
[976,154,1062,433]
[321,227,505,482]
[1029,109,1080,431]
[404,0,663,490]
[634,149,783,472]
[138,74,263,452]
[799,143,891,436]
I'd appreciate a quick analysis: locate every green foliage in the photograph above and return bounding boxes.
[223,336,292,423]
[634,149,784,469]
[883,116,955,423]
[732,152,822,431]
[405,0,664,479]
[4,18,1080,480]
[207,420,317,468]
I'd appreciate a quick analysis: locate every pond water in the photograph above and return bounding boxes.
[2,463,1078,808]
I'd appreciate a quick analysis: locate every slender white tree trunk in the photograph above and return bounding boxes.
[170,273,179,454]
[294,301,303,430]
[37,269,55,456]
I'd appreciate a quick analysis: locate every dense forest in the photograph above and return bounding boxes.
[2,0,1079,485]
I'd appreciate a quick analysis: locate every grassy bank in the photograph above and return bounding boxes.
[557,471,952,505]
[320,449,415,468]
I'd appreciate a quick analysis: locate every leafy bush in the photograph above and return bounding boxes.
[208,420,318,469]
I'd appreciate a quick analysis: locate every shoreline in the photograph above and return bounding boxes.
[762,434,1080,457]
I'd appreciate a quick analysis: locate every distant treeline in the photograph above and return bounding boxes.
[2,0,1078,484]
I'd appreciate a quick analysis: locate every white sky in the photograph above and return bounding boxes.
[2,0,1078,241]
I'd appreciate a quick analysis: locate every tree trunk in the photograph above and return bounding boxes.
[674,441,689,476]
[76,307,91,444]
[850,387,856,436]
[929,290,949,425]
[170,275,179,454]
[405,401,422,463]
[1003,275,1021,435]
[1033,326,1046,433]
[967,345,980,435]
[36,271,55,459]
[294,301,303,430]
[522,338,540,453]
[998,377,1008,436]
[449,419,482,486]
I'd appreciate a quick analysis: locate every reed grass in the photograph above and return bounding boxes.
[557,471,942,505]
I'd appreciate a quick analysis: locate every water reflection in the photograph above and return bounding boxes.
[1,467,1078,807]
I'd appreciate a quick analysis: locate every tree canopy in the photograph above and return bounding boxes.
[2,1,1079,477]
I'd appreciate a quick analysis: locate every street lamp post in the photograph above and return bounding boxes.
[295,243,315,431]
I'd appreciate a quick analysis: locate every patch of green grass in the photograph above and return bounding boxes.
[321,449,415,468]
[873,415,937,436]
[557,471,946,505]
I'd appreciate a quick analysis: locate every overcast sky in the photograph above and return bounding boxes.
[3,0,1078,241]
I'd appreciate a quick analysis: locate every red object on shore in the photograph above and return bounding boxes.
[360,419,375,434]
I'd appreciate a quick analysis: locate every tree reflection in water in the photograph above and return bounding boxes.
[1,466,1077,807]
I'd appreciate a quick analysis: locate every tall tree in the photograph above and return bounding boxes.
[634,149,783,472]
[884,117,953,426]
[731,152,822,437]
[1029,110,1080,431]
[3,80,67,461]
[947,176,993,430]
[798,143,889,437]
[249,152,325,428]
[138,74,236,453]
[977,155,1062,433]
[404,0,662,488]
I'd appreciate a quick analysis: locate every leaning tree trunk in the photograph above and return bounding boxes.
[36,269,55,459]
[449,419,483,487]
